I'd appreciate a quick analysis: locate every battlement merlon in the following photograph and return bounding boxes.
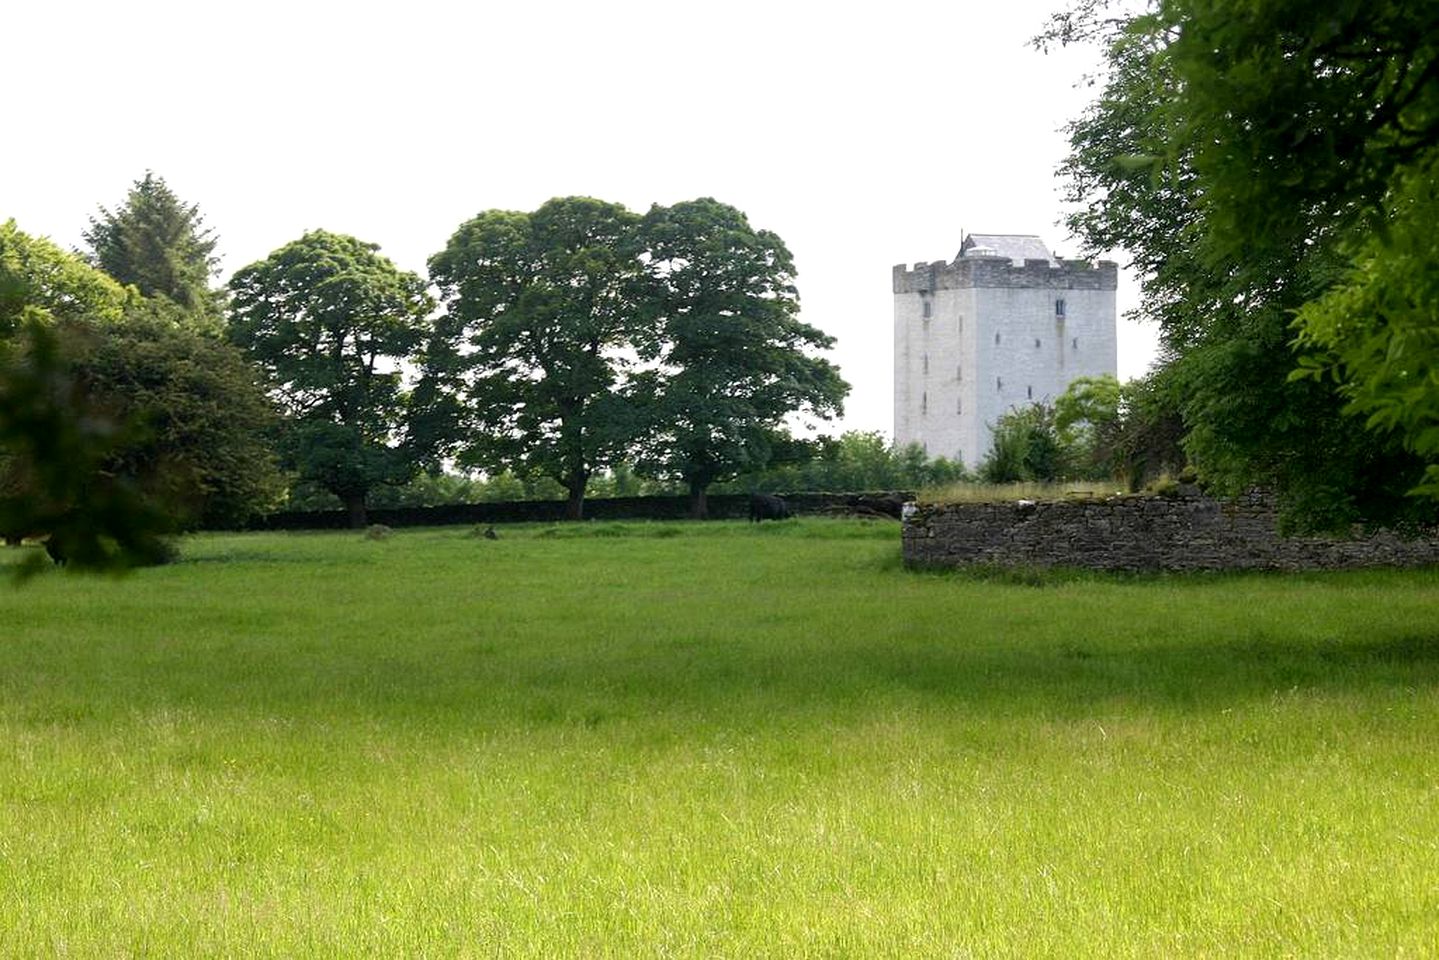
[892,257,1118,294]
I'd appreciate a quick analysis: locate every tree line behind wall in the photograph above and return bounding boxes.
[2,178,868,565]
[13,0,1439,576]
[286,431,968,513]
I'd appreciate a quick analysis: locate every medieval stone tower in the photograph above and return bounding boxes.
[893,234,1118,468]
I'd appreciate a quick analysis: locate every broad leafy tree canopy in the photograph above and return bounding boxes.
[228,230,433,524]
[427,197,649,519]
[635,198,848,514]
[1046,0,1438,528]
[80,303,284,528]
[1,220,130,337]
[1,223,278,572]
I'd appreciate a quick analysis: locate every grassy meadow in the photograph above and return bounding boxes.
[1,519,1437,957]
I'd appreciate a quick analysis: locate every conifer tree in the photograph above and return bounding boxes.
[84,172,222,324]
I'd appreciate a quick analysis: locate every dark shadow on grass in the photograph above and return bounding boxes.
[12,624,1437,733]
[177,551,321,566]
[826,631,1439,710]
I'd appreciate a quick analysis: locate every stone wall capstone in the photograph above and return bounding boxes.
[902,489,1439,572]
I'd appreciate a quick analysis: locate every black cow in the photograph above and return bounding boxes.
[749,493,793,522]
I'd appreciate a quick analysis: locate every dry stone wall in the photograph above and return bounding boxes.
[903,489,1439,572]
[245,492,914,531]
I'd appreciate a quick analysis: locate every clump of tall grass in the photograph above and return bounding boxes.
[919,480,1126,504]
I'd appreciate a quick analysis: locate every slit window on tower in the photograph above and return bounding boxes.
[1034,337,1041,348]
[956,363,962,381]
[1056,298,1066,318]
[996,377,1003,391]
[921,391,928,414]
[994,332,1001,345]
[956,396,963,415]
[922,298,932,319]
[1027,385,1033,399]
[923,353,929,374]
[957,315,964,333]
[1072,337,1079,350]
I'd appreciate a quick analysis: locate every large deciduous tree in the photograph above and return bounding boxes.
[1044,0,1437,529]
[1292,167,1439,496]
[1,224,280,572]
[1,219,130,336]
[228,231,433,527]
[77,302,285,528]
[426,197,649,520]
[1163,0,1439,516]
[83,172,224,326]
[634,198,848,518]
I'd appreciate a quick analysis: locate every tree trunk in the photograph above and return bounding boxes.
[343,492,368,529]
[689,482,709,520]
[565,485,585,521]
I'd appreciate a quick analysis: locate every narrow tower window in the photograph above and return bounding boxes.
[956,396,963,415]
[921,391,928,414]
[956,363,962,381]
[1056,298,1066,318]
[994,332,1001,345]
[923,353,929,375]
[1072,337,1078,350]
[1027,385,1033,399]
[1034,338,1041,348]
[996,377,1003,392]
[922,298,933,319]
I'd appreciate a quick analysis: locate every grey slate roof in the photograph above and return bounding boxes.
[960,234,1058,267]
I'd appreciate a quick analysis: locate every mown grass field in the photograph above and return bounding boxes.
[1,519,1437,957]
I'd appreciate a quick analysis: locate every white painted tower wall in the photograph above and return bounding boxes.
[893,248,1118,469]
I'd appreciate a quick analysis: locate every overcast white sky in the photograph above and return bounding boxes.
[6,0,1158,437]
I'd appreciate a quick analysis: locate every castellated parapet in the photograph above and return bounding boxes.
[893,236,1119,469]
[892,256,1119,295]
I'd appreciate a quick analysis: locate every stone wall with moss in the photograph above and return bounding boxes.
[902,489,1439,572]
